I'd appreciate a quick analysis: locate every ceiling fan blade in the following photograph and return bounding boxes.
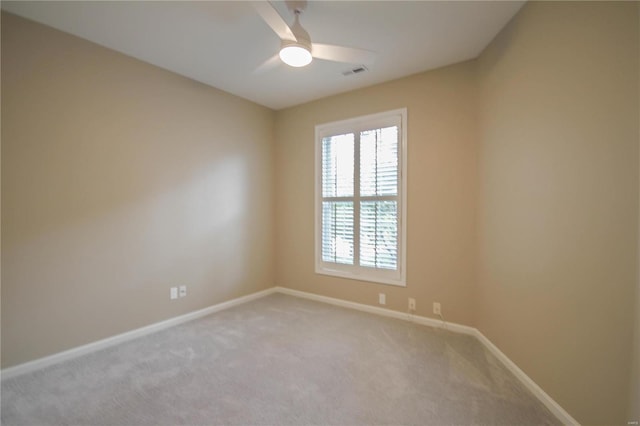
[253,54,281,74]
[312,44,376,66]
[251,1,297,41]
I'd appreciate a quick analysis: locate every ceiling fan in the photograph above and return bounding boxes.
[252,0,376,71]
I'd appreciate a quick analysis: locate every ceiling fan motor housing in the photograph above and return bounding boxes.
[281,37,312,54]
[286,12,312,51]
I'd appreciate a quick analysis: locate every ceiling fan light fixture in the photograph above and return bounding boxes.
[279,43,312,67]
[279,46,312,67]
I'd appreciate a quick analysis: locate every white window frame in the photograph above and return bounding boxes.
[315,108,407,287]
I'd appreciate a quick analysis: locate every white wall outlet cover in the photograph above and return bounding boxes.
[433,302,441,315]
[179,286,187,297]
[170,287,178,300]
[378,293,386,305]
[409,298,416,310]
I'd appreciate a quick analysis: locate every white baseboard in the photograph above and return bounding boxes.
[1,284,579,425]
[274,286,579,426]
[1,287,277,380]
[274,286,477,335]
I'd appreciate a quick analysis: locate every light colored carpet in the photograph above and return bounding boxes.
[1,293,560,425]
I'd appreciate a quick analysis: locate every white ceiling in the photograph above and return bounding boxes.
[2,1,525,110]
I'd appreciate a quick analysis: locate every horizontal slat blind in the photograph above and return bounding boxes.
[360,127,398,197]
[322,134,354,198]
[360,200,397,269]
[322,201,354,264]
[321,133,355,265]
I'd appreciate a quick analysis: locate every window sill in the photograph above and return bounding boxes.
[315,267,406,287]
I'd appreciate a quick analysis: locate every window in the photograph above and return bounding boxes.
[315,108,407,286]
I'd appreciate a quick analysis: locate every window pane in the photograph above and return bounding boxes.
[360,126,398,197]
[322,134,354,198]
[360,201,397,270]
[322,201,354,265]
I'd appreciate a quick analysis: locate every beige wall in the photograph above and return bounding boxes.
[1,12,275,368]
[275,62,478,325]
[631,3,640,423]
[477,2,639,424]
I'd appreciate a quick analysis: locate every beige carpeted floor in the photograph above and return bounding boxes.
[1,293,560,425]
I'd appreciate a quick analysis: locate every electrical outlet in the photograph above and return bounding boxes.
[408,298,416,311]
[433,302,441,315]
[379,293,386,305]
[170,287,178,300]
[179,285,187,298]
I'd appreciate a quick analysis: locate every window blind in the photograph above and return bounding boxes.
[320,127,399,270]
